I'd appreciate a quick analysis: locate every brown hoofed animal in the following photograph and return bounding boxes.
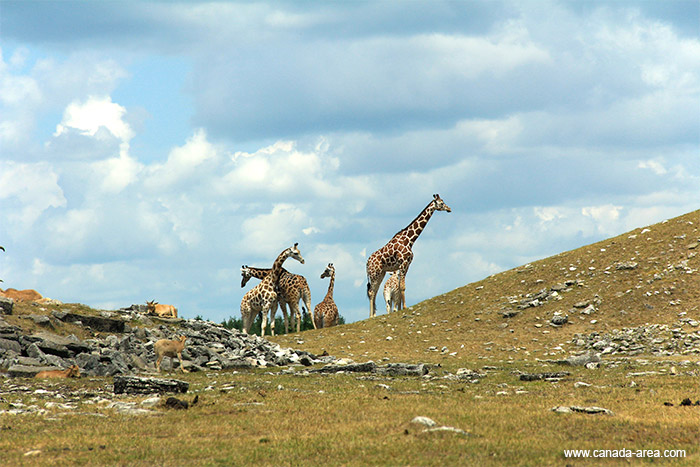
[35,364,81,379]
[146,300,178,318]
[154,335,188,373]
[1,288,43,302]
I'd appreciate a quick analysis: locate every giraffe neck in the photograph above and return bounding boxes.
[269,249,291,284]
[325,272,335,301]
[397,200,436,247]
[248,266,289,280]
[247,266,272,280]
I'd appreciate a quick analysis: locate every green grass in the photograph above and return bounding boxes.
[2,360,698,466]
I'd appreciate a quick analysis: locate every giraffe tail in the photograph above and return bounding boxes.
[366,280,371,298]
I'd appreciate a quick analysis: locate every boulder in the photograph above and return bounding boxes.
[0,297,13,315]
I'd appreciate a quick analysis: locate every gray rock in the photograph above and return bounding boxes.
[0,297,13,315]
[113,375,189,395]
[520,371,570,381]
[312,361,378,374]
[0,337,21,354]
[552,405,614,415]
[411,416,437,427]
[375,363,428,377]
[551,314,568,326]
[7,364,57,377]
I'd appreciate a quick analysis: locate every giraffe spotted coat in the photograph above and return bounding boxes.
[366,194,451,317]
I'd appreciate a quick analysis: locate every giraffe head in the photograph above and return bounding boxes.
[321,263,335,279]
[240,265,252,288]
[432,194,452,213]
[287,243,305,265]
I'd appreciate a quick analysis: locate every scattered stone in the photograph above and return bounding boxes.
[141,396,161,408]
[311,361,429,377]
[113,376,189,395]
[409,416,471,436]
[551,406,613,415]
[107,401,155,416]
[616,262,638,270]
[572,324,700,356]
[550,353,602,367]
[519,372,570,381]
[550,314,568,326]
[423,426,471,436]
[312,361,377,374]
[411,416,437,427]
[375,363,428,377]
[0,297,13,315]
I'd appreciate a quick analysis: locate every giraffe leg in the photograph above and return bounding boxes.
[279,300,290,334]
[288,301,301,333]
[302,289,315,330]
[261,305,269,337]
[269,301,278,336]
[367,271,385,318]
[398,263,410,311]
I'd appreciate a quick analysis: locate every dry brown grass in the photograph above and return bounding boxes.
[2,210,700,465]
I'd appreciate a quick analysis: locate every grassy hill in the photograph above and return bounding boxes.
[2,210,699,466]
[272,209,700,367]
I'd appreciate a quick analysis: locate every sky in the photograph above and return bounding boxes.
[0,1,698,325]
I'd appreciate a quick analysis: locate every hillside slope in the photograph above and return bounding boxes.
[272,210,700,366]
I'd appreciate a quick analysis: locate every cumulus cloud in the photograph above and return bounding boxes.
[0,161,66,231]
[0,1,697,324]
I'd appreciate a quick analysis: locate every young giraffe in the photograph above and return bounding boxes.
[366,194,451,317]
[240,243,304,336]
[383,271,406,314]
[314,263,339,329]
[240,266,315,333]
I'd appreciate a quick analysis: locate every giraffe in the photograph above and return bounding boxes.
[240,265,314,333]
[314,263,339,329]
[366,194,451,318]
[240,243,304,336]
[383,271,405,314]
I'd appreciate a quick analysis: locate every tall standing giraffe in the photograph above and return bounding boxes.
[314,263,339,329]
[240,243,304,336]
[366,194,451,317]
[240,265,314,333]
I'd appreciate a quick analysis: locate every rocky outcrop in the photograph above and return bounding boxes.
[0,305,320,377]
[572,321,700,356]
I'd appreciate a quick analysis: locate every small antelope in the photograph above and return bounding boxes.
[35,364,80,379]
[154,335,188,373]
[146,300,178,318]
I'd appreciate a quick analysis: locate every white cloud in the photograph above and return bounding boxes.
[0,161,66,230]
[54,95,134,142]
[241,204,314,256]
[146,129,220,188]
[638,159,667,175]
[91,154,143,194]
